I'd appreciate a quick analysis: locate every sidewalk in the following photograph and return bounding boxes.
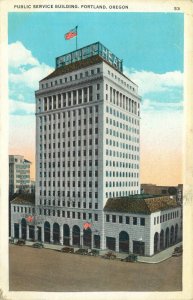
[137,242,182,263]
[19,240,182,264]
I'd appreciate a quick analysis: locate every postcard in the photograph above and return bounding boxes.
[0,0,192,299]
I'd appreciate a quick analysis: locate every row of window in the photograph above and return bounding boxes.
[40,139,99,149]
[106,149,139,159]
[106,128,139,144]
[106,160,139,168]
[107,69,137,93]
[40,179,98,188]
[41,67,101,89]
[106,171,139,178]
[40,119,98,133]
[154,210,179,225]
[39,162,99,170]
[106,214,145,226]
[39,160,98,169]
[106,140,139,154]
[15,165,30,169]
[40,127,98,139]
[39,149,99,159]
[39,105,98,122]
[39,189,99,199]
[39,199,98,209]
[39,208,99,221]
[106,117,139,134]
[106,181,139,188]
[106,85,139,116]
[106,105,139,126]
[105,190,139,198]
[13,206,35,214]
[42,86,98,112]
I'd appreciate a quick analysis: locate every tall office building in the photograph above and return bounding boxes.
[9,155,31,195]
[11,43,182,255]
[34,42,141,248]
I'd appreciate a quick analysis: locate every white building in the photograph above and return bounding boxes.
[9,155,31,195]
[11,42,182,256]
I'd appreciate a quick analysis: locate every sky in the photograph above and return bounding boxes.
[8,12,184,185]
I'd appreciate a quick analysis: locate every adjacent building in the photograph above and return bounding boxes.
[141,183,183,204]
[11,42,182,256]
[9,155,31,195]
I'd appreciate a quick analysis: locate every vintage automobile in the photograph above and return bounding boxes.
[16,239,26,246]
[88,249,99,256]
[121,254,138,262]
[102,251,116,260]
[61,247,74,253]
[74,248,88,255]
[172,245,183,257]
[33,242,44,249]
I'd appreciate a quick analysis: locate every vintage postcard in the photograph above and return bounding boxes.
[0,0,192,299]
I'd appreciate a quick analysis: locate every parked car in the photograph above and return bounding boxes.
[88,249,99,256]
[9,237,14,244]
[121,254,138,262]
[172,245,183,257]
[75,248,88,255]
[16,239,25,246]
[102,251,116,259]
[61,247,74,253]
[33,242,44,249]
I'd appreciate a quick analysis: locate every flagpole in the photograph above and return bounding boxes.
[76,26,78,50]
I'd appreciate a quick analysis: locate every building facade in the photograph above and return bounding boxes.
[141,183,183,204]
[9,155,31,195]
[11,42,182,256]
[35,42,140,249]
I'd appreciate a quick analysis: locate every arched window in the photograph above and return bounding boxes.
[44,221,50,243]
[154,232,159,253]
[119,231,129,253]
[53,223,60,244]
[72,225,80,246]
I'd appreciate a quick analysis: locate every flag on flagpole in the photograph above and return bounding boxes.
[83,222,91,230]
[64,26,78,40]
[26,215,34,222]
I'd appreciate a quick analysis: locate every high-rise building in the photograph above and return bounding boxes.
[35,42,140,247]
[11,42,182,255]
[9,155,31,195]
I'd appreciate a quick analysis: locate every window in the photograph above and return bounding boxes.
[94,214,98,221]
[119,216,123,223]
[112,215,116,223]
[140,218,145,226]
[133,217,137,225]
[106,214,110,222]
[126,216,130,224]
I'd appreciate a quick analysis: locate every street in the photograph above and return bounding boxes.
[9,244,182,292]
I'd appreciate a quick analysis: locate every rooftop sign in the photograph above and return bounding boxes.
[56,42,123,73]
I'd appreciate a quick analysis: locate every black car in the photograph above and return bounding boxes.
[16,239,25,246]
[33,242,44,248]
[61,247,74,253]
[75,248,88,255]
[121,254,138,262]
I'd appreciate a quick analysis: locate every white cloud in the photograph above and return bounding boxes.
[124,68,183,95]
[9,99,35,115]
[8,41,39,68]
[9,41,54,92]
[141,98,183,111]
[9,63,53,89]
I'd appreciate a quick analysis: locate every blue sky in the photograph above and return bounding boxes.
[9,12,183,72]
[8,12,184,113]
[8,12,184,184]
